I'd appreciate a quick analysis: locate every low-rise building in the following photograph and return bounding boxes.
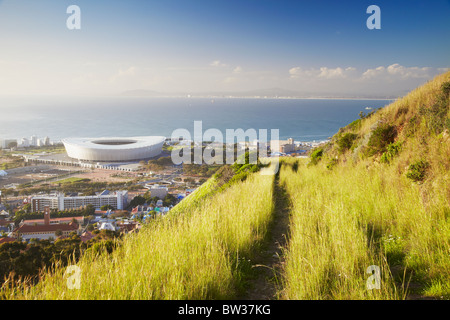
[98,222,117,232]
[150,185,168,199]
[0,237,16,245]
[21,216,85,226]
[12,206,80,241]
[117,220,139,234]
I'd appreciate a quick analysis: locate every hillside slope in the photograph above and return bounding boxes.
[280,71,449,299]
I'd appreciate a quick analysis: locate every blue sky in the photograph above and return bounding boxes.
[0,0,448,96]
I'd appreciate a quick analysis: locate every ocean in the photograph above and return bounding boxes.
[0,96,392,143]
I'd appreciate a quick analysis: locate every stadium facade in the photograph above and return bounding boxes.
[62,136,165,162]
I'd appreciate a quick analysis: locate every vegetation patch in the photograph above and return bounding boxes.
[336,132,358,153]
[308,147,323,166]
[365,123,397,156]
[406,159,430,182]
[418,81,450,135]
[380,141,402,164]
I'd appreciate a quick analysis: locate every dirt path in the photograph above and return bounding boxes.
[240,173,291,300]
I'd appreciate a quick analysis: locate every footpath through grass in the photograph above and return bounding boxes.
[239,166,291,300]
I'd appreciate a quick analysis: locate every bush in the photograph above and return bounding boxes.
[366,123,397,156]
[406,159,430,182]
[308,148,323,166]
[347,119,362,131]
[380,141,402,164]
[337,133,358,153]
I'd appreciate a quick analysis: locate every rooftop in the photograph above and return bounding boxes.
[14,222,78,234]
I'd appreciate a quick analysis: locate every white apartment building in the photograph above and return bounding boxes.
[149,185,168,199]
[31,190,128,212]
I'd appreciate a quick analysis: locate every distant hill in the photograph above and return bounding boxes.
[120,87,401,99]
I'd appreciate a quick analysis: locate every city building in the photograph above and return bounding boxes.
[12,207,80,241]
[21,216,85,226]
[0,139,17,149]
[271,138,296,153]
[31,190,128,212]
[19,138,30,148]
[150,185,168,199]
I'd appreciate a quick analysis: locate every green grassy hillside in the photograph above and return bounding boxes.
[2,71,449,300]
[280,71,449,299]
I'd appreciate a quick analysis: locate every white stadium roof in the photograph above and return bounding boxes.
[62,136,166,162]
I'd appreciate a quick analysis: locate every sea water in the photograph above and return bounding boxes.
[0,95,392,143]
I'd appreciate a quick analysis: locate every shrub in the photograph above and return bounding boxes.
[406,159,430,182]
[337,133,358,153]
[380,141,402,164]
[347,119,362,131]
[366,123,397,156]
[309,147,323,166]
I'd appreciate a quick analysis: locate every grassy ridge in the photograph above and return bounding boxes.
[3,169,275,299]
[279,71,450,299]
[280,152,449,299]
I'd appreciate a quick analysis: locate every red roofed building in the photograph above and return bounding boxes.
[117,221,139,234]
[21,216,85,226]
[0,237,16,245]
[13,222,79,241]
[12,206,80,241]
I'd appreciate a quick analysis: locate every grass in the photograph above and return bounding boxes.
[279,158,400,299]
[278,72,449,299]
[2,166,276,299]
[279,156,449,299]
[56,177,91,184]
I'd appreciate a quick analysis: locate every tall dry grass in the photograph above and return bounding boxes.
[2,171,275,300]
[279,155,449,299]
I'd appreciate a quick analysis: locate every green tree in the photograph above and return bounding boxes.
[128,195,146,208]
[100,205,114,211]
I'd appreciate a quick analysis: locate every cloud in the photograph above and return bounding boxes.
[233,66,243,74]
[289,67,316,79]
[109,66,137,83]
[210,60,227,67]
[289,67,301,78]
[289,64,444,83]
[361,66,386,79]
[289,66,356,79]
[318,67,356,79]
[362,63,434,80]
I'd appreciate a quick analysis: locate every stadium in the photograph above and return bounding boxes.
[62,136,166,162]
